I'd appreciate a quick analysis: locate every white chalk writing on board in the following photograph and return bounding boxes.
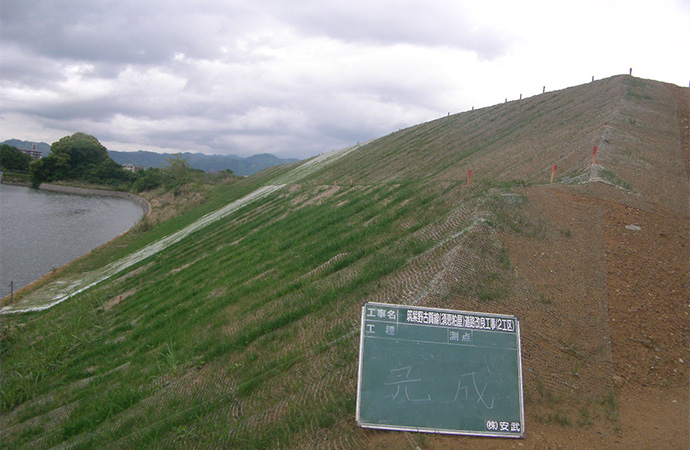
[384,367,431,402]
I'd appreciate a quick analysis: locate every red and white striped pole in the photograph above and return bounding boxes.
[550,165,557,183]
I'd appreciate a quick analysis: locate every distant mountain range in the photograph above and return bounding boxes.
[1,140,299,176]
[108,150,299,176]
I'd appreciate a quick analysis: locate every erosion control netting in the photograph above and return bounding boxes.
[372,185,614,407]
[3,180,615,450]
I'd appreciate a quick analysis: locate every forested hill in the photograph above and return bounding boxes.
[0,139,298,176]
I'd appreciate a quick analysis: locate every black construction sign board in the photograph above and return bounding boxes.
[356,302,524,438]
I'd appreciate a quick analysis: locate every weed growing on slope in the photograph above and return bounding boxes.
[158,340,181,373]
[601,391,620,422]
[61,387,143,439]
[0,293,111,412]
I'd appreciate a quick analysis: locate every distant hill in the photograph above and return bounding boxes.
[107,150,299,176]
[1,139,51,155]
[0,140,299,176]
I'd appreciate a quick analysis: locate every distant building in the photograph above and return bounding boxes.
[123,163,145,173]
[20,144,43,160]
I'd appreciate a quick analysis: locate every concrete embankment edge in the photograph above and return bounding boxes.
[38,183,151,215]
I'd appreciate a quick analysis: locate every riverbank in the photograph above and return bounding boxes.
[0,173,242,308]
[1,183,284,313]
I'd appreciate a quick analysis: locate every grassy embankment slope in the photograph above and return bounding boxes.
[1,75,687,449]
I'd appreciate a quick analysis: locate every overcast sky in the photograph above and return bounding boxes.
[1,0,688,159]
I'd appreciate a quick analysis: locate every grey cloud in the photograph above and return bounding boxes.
[0,1,519,158]
[273,0,512,59]
[2,1,509,64]
[1,1,218,64]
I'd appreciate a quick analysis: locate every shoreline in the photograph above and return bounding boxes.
[1,180,151,215]
[37,183,151,215]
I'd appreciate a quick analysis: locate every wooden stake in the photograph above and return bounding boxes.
[550,165,557,183]
[592,145,598,165]
[466,169,473,185]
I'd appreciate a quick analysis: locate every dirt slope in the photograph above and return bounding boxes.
[357,77,689,450]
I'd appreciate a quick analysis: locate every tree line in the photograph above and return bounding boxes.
[0,144,33,172]
[0,132,223,193]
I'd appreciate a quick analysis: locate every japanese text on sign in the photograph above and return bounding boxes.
[405,309,515,332]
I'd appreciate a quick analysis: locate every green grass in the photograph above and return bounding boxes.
[598,167,634,191]
[0,170,32,183]
[1,178,457,448]
[540,409,572,427]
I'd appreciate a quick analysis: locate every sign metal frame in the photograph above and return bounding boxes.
[356,302,525,438]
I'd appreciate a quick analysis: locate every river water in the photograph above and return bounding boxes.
[0,184,144,298]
